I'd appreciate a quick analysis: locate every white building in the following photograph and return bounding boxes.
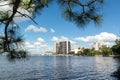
[71,46,84,54]
[92,42,108,50]
[55,41,71,54]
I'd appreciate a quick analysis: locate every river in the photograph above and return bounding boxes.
[0,56,119,80]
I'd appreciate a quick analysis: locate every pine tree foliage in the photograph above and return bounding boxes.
[0,0,104,59]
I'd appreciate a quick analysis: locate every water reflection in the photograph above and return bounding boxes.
[0,56,119,80]
[111,57,120,79]
[53,56,72,79]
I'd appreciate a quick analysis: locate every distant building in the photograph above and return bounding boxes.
[71,46,84,54]
[55,41,71,54]
[92,42,108,50]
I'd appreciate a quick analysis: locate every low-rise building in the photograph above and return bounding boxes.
[71,46,84,54]
[92,42,108,50]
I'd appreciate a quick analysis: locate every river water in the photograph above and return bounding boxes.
[0,56,119,80]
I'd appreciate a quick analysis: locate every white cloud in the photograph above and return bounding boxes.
[25,25,47,33]
[24,41,34,48]
[51,36,59,42]
[37,38,45,43]
[51,36,69,42]
[51,36,77,45]
[24,37,46,49]
[75,32,118,42]
[13,8,32,22]
[24,38,53,55]
[34,38,46,48]
[50,28,55,33]
[0,1,10,11]
[0,1,32,22]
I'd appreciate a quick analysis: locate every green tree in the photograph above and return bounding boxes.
[0,0,104,58]
[89,49,101,56]
[58,0,103,27]
[115,39,120,45]
[0,0,51,58]
[0,24,27,58]
[100,45,112,56]
[111,45,120,55]
[76,51,82,56]
[111,39,120,55]
[76,48,101,56]
[81,48,90,56]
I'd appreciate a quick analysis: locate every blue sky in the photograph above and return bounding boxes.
[0,0,120,54]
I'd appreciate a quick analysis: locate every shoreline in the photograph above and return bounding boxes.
[28,54,120,57]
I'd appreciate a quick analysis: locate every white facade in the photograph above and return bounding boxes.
[92,42,108,50]
[71,46,84,54]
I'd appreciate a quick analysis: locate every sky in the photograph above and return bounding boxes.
[0,0,120,55]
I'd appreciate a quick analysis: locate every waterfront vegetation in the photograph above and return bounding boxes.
[75,39,120,56]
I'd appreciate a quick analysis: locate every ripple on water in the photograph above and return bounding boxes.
[0,56,119,80]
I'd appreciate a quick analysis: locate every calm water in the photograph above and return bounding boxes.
[0,56,119,80]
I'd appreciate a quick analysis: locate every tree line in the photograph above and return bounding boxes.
[76,39,120,56]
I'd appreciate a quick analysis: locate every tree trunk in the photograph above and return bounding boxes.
[4,22,11,52]
[3,0,21,57]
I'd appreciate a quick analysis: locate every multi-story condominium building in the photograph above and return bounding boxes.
[55,41,71,54]
[92,42,108,50]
